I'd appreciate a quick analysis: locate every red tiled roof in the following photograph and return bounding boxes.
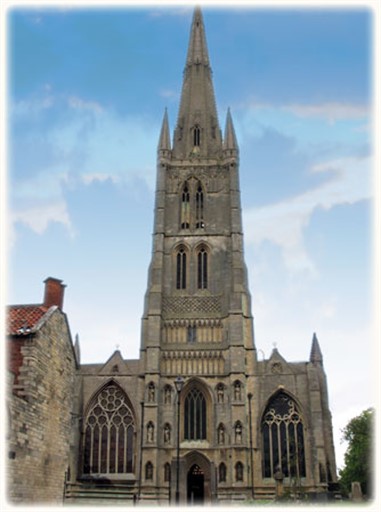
[7,304,49,336]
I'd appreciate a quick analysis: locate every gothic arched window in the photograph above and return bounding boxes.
[195,181,204,229]
[83,382,135,475]
[197,247,208,289]
[193,125,201,147]
[176,247,187,289]
[261,391,306,479]
[181,182,190,229]
[219,462,227,483]
[184,388,207,440]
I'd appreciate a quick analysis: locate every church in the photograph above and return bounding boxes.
[7,8,337,505]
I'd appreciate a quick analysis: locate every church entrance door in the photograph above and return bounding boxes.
[187,464,204,504]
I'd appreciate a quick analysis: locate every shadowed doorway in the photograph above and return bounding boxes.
[187,464,204,504]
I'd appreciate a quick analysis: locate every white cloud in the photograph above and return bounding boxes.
[282,102,369,124]
[12,96,54,117]
[67,95,104,114]
[148,7,192,18]
[244,154,372,276]
[81,173,121,185]
[244,101,369,122]
[10,92,160,243]
[11,200,74,241]
[159,89,179,100]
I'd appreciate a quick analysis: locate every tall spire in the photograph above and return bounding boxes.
[185,6,210,67]
[172,7,222,159]
[158,108,171,155]
[310,332,323,364]
[223,108,239,155]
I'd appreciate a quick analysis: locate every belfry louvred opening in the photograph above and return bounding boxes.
[7,7,338,505]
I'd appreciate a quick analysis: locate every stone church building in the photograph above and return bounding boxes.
[7,8,337,505]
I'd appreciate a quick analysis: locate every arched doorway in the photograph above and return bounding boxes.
[187,464,204,504]
[183,451,214,504]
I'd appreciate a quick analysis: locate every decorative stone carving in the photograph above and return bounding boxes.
[162,295,222,318]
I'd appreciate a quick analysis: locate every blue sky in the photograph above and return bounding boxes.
[3,2,379,472]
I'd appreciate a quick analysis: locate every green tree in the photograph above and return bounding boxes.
[339,408,374,499]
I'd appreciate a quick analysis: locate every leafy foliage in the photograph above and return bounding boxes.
[339,408,374,498]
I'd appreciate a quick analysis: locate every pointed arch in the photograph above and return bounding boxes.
[181,379,212,442]
[196,244,208,289]
[180,181,191,229]
[184,388,206,440]
[175,244,188,289]
[261,390,306,479]
[195,180,205,229]
[193,125,201,147]
[145,461,153,480]
[82,381,135,475]
[164,462,171,482]
[218,462,227,483]
[235,461,244,481]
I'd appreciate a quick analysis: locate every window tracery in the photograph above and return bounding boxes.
[83,383,135,475]
[184,387,207,440]
[261,391,306,479]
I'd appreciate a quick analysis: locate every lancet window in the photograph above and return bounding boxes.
[195,181,204,228]
[176,247,187,289]
[184,387,207,440]
[193,125,201,147]
[197,247,208,289]
[179,179,206,230]
[181,182,190,229]
[83,383,135,475]
[261,391,306,479]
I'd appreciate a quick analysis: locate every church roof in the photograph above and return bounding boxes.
[7,304,49,336]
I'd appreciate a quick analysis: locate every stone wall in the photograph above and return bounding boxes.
[7,308,76,504]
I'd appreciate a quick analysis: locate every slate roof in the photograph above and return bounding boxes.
[7,304,49,336]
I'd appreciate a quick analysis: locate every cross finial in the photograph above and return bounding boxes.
[273,342,277,349]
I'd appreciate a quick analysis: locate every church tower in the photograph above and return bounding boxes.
[51,7,337,505]
[139,7,257,503]
[138,8,336,504]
